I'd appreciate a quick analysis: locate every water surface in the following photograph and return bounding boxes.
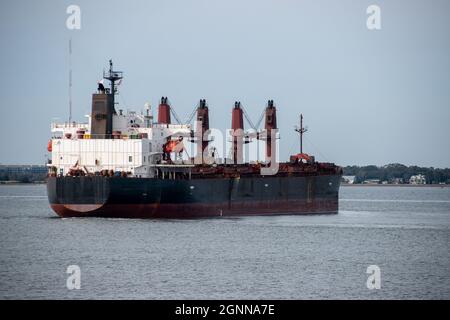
[0,184,449,299]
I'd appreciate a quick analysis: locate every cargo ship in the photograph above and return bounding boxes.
[46,61,342,218]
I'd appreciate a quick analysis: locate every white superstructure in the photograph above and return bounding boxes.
[49,111,192,177]
[46,61,200,177]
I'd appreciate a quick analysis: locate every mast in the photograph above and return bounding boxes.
[103,59,123,113]
[295,114,308,154]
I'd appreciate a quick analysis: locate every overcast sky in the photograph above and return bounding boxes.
[0,0,449,167]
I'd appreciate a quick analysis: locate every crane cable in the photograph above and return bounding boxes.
[255,107,266,129]
[166,97,182,125]
[184,103,199,124]
[240,104,257,130]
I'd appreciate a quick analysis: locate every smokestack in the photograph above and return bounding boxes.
[90,92,114,138]
[91,60,122,139]
[231,101,244,164]
[264,100,277,162]
[158,97,171,124]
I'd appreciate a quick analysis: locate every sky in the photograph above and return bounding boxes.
[0,0,449,167]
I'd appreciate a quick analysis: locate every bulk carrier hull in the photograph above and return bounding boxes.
[47,62,343,219]
[47,174,341,218]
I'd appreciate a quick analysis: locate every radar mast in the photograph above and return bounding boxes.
[103,59,123,113]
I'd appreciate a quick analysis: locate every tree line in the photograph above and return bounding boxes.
[1,163,449,184]
[343,163,450,184]
[0,172,46,183]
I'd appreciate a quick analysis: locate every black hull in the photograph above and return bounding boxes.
[47,174,341,218]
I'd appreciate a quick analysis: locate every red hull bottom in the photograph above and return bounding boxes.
[50,199,339,219]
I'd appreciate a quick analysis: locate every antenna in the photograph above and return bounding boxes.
[68,38,72,124]
[295,114,308,154]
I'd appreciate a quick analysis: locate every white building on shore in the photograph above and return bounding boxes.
[409,174,426,185]
[342,175,355,184]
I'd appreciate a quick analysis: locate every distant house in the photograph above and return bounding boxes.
[363,179,380,185]
[409,174,426,185]
[342,175,355,184]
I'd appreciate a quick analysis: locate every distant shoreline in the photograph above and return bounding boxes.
[1,181,448,188]
[341,183,449,188]
[0,181,46,185]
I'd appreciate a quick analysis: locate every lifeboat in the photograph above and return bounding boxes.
[47,139,52,152]
[163,138,183,153]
